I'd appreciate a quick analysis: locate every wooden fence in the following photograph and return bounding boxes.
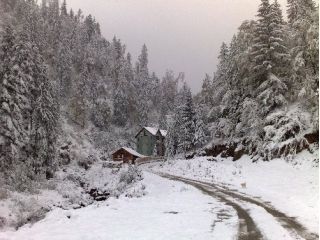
[135,156,165,166]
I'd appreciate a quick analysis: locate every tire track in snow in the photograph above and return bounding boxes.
[190,178,318,240]
[160,174,263,240]
[159,173,318,240]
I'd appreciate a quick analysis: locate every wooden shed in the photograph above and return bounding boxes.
[112,147,146,164]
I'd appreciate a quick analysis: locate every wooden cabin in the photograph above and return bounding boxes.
[135,127,167,156]
[112,147,146,164]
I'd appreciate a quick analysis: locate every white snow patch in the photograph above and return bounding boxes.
[145,150,319,234]
[0,172,237,240]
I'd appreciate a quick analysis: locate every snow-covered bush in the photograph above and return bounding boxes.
[125,182,146,198]
[260,105,311,160]
[77,155,95,170]
[119,165,143,185]
[12,197,49,229]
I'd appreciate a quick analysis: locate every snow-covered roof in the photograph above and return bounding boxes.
[160,130,167,137]
[135,127,167,137]
[144,127,158,136]
[112,147,146,158]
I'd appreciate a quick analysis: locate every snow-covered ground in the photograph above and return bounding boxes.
[0,150,317,239]
[0,172,237,240]
[144,150,319,234]
[0,163,143,232]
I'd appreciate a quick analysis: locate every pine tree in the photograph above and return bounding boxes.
[251,0,272,78]
[287,0,318,93]
[220,35,242,120]
[217,42,229,80]
[84,14,96,43]
[212,43,230,108]
[178,82,195,154]
[150,72,161,107]
[269,0,290,76]
[200,74,212,106]
[113,74,130,127]
[165,114,180,158]
[231,21,257,141]
[110,37,125,90]
[55,0,73,99]
[110,37,130,126]
[30,44,59,179]
[193,105,207,148]
[14,0,42,47]
[252,0,289,80]
[287,0,318,130]
[45,0,61,68]
[287,0,315,24]
[158,107,167,129]
[0,25,59,184]
[60,0,67,16]
[135,44,151,125]
[69,66,89,128]
[56,41,72,99]
[138,44,148,73]
[0,26,21,177]
[251,0,289,114]
[160,70,180,114]
[124,52,138,125]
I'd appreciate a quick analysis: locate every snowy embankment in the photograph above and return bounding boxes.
[0,118,142,232]
[145,150,319,234]
[0,163,143,231]
[0,172,236,240]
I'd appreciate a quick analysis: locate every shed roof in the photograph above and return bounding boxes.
[112,147,146,158]
[145,127,158,135]
[160,130,167,137]
[135,126,167,138]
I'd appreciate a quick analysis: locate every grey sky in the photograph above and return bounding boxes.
[66,0,288,93]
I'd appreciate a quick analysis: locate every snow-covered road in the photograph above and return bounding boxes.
[160,173,319,240]
[144,152,319,235]
[0,172,236,240]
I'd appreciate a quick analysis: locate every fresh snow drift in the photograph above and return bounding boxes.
[0,172,237,240]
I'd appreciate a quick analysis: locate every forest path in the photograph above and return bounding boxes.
[157,173,319,240]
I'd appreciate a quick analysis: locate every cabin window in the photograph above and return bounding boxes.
[156,136,160,140]
[144,131,147,136]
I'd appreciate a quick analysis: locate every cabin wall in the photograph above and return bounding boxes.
[136,129,156,156]
[112,149,134,163]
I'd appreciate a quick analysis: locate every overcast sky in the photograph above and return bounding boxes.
[66,0,288,93]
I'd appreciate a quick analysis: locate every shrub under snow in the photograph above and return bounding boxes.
[0,162,144,231]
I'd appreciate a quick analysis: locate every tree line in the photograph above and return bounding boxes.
[0,0,207,189]
[195,0,318,160]
[0,0,318,190]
